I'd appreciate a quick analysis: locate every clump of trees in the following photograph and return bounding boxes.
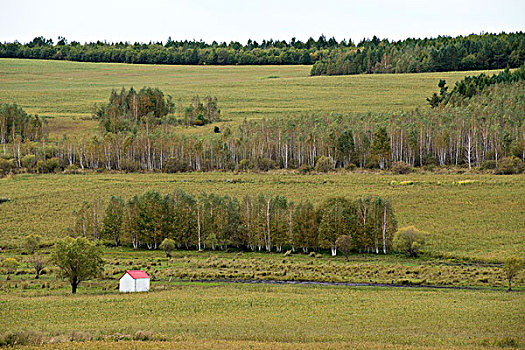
[94,87,220,132]
[0,103,46,153]
[311,32,525,76]
[70,190,397,256]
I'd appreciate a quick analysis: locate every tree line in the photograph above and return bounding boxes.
[2,33,523,71]
[1,79,523,175]
[311,32,525,75]
[0,35,353,66]
[70,189,396,256]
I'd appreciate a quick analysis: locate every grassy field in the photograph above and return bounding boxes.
[0,58,504,139]
[1,283,523,349]
[0,172,523,261]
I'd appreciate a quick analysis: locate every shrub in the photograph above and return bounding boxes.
[480,160,497,170]
[0,331,44,346]
[0,158,14,175]
[391,161,412,174]
[255,158,277,171]
[164,157,189,173]
[393,226,426,257]
[21,154,36,169]
[70,331,93,342]
[345,163,357,171]
[159,238,176,257]
[238,159,253,171]
[298,164,314,174]
[36,158,61,173]
[24,234,42,254]
[133,330,154,341]
[120,159,142,172]
[315,156,334,173]
[1,258,20,280]
[495,156,523,175]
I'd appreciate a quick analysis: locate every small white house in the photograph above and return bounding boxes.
[119,270,150,293]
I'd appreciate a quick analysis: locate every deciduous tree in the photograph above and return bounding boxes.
[51,237,104,294]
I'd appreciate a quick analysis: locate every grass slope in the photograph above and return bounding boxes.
[0,58,504,139]
[0,172,523,261]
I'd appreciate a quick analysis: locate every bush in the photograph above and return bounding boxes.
[391,161,412,174]
[164,157,188,173]
[36,157,61,173]
[345,163,357,171]
[133,330,154,341]
[120,159,141,172]
[70,331,93,342]
[393,226,426,257]
[298,164,314,174]
[315,156,334,172]
[238,159,253,171]
[21,154,36,169]
[0,158,15,175]
[24,234,42,254]
[255,158,277,171]
[495,156,523,175]
[0,331,44,346]
[159,238,176,257]
[480,160,497,170]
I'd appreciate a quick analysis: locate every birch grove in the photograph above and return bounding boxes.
[72,190,397,255]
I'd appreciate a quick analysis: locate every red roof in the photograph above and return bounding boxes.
[120,270,150,279]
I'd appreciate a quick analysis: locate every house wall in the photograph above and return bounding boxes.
[119,273,135,293]
[135,278,150,292]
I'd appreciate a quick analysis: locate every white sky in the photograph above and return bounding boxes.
[1,0,524,44]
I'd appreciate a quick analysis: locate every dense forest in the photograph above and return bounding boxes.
[1,32,524,73]
[71,189,396,256]
[311,32,525,75]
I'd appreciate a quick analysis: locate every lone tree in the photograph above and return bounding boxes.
[393,226,426,257]
[24,234,42,254]
[32,256,45,279]
[335,235,352,261]
[503,256,523,291]
[159,238,176,257]
[1,258,20,280]
[51,237,104,294]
